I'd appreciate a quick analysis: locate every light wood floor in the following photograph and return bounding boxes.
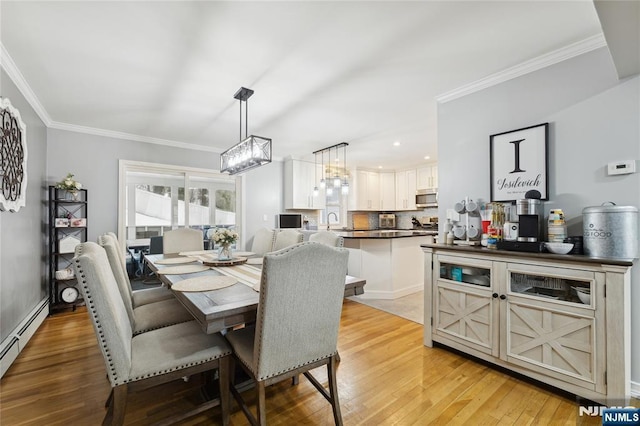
[1,300,607,425]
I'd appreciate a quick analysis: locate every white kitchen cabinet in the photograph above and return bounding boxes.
[395,169,417,210]
[284,158,325,210]
[349,170,380,211]
[379,172,396,211]
[423,246,632,404]
[417,164,438,190]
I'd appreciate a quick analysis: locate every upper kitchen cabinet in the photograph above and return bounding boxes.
[395,169,417,210]
[417,164,438,190]
[284,158,326,210]
[349,170,380,211]
[379,172,396,211]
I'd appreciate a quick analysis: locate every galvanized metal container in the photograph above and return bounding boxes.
[582,204,638,259]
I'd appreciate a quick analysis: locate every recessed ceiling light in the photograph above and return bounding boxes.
[393,141,401,146]
[378,166,383,169]
[424,156,430,160]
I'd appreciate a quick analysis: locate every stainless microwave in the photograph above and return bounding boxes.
[416,189,438,208]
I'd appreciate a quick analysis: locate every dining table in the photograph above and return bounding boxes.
[145,251,366,334]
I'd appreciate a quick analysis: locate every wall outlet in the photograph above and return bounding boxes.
[607,160,636,175]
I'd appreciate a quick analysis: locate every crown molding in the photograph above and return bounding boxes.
[436,34,607,103]
[1,43,52,126]
[48,121,223,153]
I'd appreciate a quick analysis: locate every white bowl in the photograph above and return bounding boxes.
[545,242,574,255]
[576,291,591,304]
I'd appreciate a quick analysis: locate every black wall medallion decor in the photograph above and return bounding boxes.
[0,97,28,212]
[490,123,549,202]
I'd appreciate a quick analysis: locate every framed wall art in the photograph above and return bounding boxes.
[490,123,549,202]
[0,97,28,212]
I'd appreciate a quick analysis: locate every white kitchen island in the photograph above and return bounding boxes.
[336,230,435,299]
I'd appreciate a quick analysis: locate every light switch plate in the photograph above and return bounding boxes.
[607,160,636,175]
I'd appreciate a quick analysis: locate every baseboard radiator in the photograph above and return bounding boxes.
[0,298,49,378]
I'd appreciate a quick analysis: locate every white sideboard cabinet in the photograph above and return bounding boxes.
[422,244,633,405]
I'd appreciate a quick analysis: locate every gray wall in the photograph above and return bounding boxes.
[437,47,640,383]
[0,70,48,341]
[244,160,284,249]
[47,129,221,242]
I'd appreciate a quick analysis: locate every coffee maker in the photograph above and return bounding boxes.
[517,198,543,242]
[497,191,545,252]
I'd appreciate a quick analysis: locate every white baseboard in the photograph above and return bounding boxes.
[353,284,422,300]
[631,381,640,399]
[0,298,49,378]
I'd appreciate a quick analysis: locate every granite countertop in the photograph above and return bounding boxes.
[420,243,636,266]
[335,230,438,239]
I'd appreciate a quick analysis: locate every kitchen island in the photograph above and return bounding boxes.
[335,229,436,299]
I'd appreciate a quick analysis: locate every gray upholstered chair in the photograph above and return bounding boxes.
[250,228,276,256]
[101,232,173,306]
[309,231,344,247]
[225,242,349,425]
[272,229,303,251]
[97,234,193,335]
[163,228,204,254]
[73,242,231,425]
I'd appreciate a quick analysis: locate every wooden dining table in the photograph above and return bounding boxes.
[145,252,366,334]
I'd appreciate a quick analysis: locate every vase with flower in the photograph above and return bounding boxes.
[211,228,239,260]
[55,173,83,201]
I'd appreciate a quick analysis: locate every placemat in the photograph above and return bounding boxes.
[178,249,216,256]
[156,264,210,275]
[211,264,262,292]
[171,275,237,292]
[155,257,199,265]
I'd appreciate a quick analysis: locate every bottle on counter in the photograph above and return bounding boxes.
[445,219,454,245]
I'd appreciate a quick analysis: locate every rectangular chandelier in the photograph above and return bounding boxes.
[220,135,272,175]
[220,86,272,175]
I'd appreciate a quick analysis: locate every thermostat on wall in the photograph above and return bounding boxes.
[607,160,636,176]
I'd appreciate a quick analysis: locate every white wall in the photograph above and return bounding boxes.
[0,70,48,341]
[244,160,284,249]
[437,47,640,384]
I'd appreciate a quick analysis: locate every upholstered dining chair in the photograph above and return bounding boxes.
[163,228,204,254]
[73,242,231,425]
[99,233,172,306]
[272,229,304,251]
[309,231,344,247]
[250,228,276,256]
[225,242,349,425]
[97,235,193,335]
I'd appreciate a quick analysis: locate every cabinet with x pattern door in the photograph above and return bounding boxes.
[423,245,632,405]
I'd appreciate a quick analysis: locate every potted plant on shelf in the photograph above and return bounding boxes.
[211,228,239,260]
[55,173,82,200]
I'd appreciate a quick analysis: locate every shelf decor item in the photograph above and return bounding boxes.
[490,123,549,202]
[55,172,82,200]
[211,228,238,261]
[0,97,28,212]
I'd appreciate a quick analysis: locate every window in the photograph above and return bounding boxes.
[118,161,242,245]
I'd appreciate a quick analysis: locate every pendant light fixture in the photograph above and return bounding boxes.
[319,149,326,189]
[312,142,349,196]
[220,87,272,175]
[341,143,349,195]
[333,145,341,188]
[313,152,319,197]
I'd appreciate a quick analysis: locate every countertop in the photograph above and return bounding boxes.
[420,243,636,266]
[335,230,438,239]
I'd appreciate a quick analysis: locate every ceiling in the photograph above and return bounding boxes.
[0,1,604,170]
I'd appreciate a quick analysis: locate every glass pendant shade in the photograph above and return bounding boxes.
[326,186,333,196]
[333,175,341,187]
[320,178,326,189]
[341,181,349,195]
[313,186,319,197]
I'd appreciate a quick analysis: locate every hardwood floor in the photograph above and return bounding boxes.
[1,300,608,425]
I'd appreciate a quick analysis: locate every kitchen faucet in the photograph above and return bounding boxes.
[327,212,338,230]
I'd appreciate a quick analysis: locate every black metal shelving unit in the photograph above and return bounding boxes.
[48,186,88,313]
